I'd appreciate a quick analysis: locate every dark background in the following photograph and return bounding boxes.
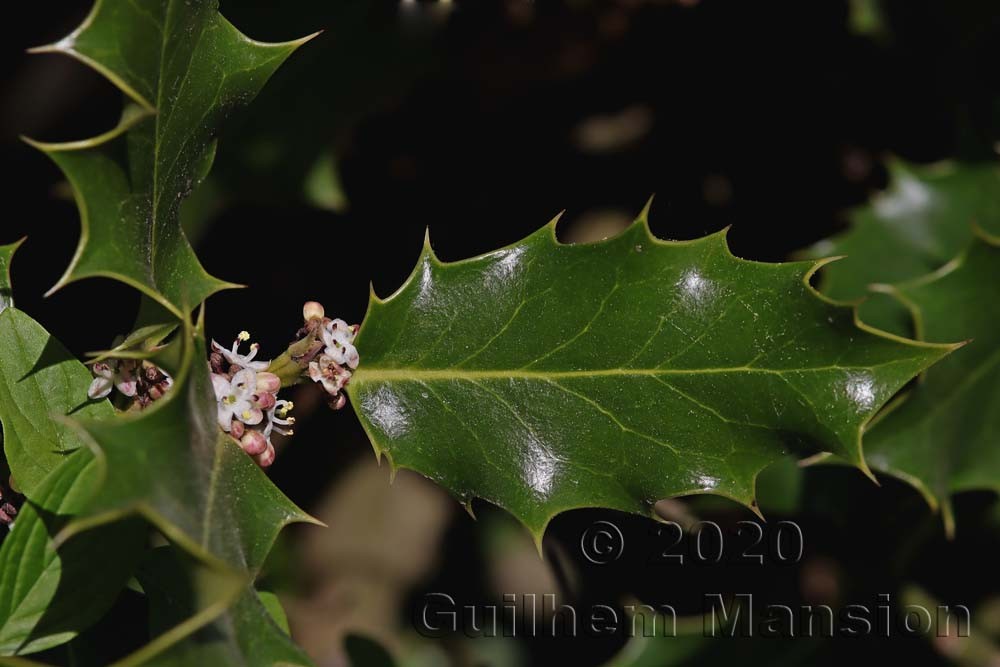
[2,1,998,666]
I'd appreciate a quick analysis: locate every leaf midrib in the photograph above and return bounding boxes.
[353,359,917,383]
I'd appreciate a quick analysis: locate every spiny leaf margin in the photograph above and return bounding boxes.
[347,204,958,544]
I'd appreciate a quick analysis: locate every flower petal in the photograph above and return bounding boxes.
[88,376,113,400]
[211,373,232,400]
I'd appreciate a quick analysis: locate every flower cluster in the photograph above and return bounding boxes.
[88,356,172,408]
[0,482,18,531]
[299,302,359,410]
[211,332,294,468]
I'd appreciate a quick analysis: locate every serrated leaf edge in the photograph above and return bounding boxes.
[349,202,959,550]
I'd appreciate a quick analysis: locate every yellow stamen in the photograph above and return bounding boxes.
[238,331,250,342]
[242,410,251,419]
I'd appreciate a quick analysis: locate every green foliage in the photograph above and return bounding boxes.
[60,320,318,573]
[25,0,316,319]
[0,308,113,496]
[5,2,996,665]
[0,239,23,314]
[864,230,1000,535]
[135,549,312,667]
[801,160,1000,334]
[0,2,317,663]
[0,450,145,656]
[803,159,1000,533]
[348,211,953,539]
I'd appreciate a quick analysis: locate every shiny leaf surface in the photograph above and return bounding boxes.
[348,213,954,538]
[25,0,315,318]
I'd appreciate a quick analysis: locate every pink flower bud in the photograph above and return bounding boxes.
[255,392,277,410]
[255,443,276,468]
[240,430,268,456]
[230,419,245,439]
[303,301,326,321]
[329,393,347,410]
[256,372,281,393]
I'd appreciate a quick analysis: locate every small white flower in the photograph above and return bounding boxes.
[212,368,264,431]
[264,400,296,441]
[211,331,269,371]
[88,360,138,400]
[308,354,351,396]
[321,319,359,370]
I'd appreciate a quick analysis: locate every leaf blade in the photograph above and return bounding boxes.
[0,449,146,656]
[0,309,113,496]
[348,216,954,537]
[26,0,316,317]
[864,230,1000,534]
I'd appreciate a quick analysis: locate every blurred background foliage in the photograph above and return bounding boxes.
[1,1,998,665]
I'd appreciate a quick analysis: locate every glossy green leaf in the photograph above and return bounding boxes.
[347,212,954,540]
[0,239,23,314]
[134,548,311,667]
[0,449,146,656]
[25,0,316,318]
[801,160,1000,333]
[60,319,318,572]
[0,308,113,496]
[864,230,1000,535]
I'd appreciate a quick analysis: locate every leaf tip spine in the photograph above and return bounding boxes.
[544,210,565,242]
[421,226,442,264]
[858,457,879,486]
[290,30,324,49]
[638,193,656,223]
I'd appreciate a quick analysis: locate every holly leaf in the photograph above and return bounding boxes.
[801,160,1000,333]
[60,317,318,573]
[864,229,1000,536]
[136,548,312,667]
[0,271,113,495]
[25,0,317,319]
[0,449,146,657]
[346,210,955,540]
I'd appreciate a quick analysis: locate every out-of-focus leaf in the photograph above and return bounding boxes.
[136,548,311,667]
[754,456,805,516]
[343,634,395,667]
[257,592,290,636]
[865,231,1000,536]
[348,209,954,541]
[0,239,23,314]
[24,0,316,318]
[0,449,146,656]
[801,160,1000,334]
